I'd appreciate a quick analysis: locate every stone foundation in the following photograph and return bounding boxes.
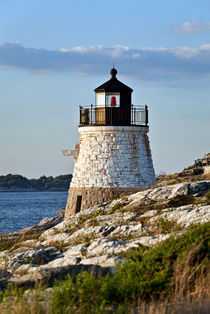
[65,187,144,218]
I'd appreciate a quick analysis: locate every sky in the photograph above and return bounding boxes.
[0,0,210,178]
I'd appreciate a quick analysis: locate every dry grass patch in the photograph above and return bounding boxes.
[156,218,182,234]
[156,170,206,187]
[0,232,41,252]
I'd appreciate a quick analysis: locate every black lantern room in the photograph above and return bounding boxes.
[93,68,133,125]
[94,68,133,108]
[80,68,148,126]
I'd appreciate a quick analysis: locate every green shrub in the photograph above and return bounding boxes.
[49,240,67,253]
[191,177,200,182]
[205,191,210,200]
[82,235,93,246]
[156,218,179,234]
[50,273,106,313]
[110,202,125,213]
[168,180,177,185]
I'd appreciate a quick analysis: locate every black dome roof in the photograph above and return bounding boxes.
[94,68,133,93]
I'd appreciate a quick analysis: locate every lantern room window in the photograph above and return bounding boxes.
[96,92,105,107]
[106,93,120,107]
[96,92,120,107]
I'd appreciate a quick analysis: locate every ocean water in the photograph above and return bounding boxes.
[0,191,68,234]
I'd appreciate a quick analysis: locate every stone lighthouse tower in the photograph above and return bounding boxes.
[63,68,156,218]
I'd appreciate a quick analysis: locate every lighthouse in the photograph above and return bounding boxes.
[63,68,156,218]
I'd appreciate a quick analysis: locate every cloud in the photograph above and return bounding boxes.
[0,42,210,80]
[174,20,210,33]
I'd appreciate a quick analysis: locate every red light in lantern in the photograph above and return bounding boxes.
[111,96,116,105]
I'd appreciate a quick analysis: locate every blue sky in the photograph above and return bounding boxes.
[0,0,210,178]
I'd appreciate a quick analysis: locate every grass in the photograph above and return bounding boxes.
[64,205,125,232]
[110,202,125,214]
[168,180,177,185]
[0,222,209,313]
[64,223,79,235]
[52,227,60,235]
[191,177,200,182]
[125,194,198,216]
[156,217,182,234]
[205,191,210,200]
[110,233,135,242]
[0,232,40,252]
[82,235,93,246]
[156,168,207,187]
[48,240,68,253]
[76,208,107,227]
[0,237,17,251]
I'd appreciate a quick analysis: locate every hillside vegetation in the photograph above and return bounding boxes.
[0,174,72,191]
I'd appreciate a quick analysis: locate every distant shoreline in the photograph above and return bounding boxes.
[0,174,72,192]
[0,189,68,192]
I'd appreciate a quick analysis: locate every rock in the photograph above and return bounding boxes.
[179,168,204,177]
[13,264,38,275]
[7,247,59,271]
[204,166,210,175]
[56,208,65,218]
[94,212,137,226]
[81,255,125,269]
[188,181,210,196]
[128,181,210,203]
[0,269,11,280]
[42,233,74,246]
[193,168,204,175]
[21,239,39,246]
[9,264,113,289]
[0,280,7,291]
[42,212,140,244]
[132,234,174,246]
[125,197,155,210]
[140,210,158,218]
[108,224,143,237]
[38,217,55,226]
[43,256,79,268]
[150,204,210,227]
[86,238,139,257]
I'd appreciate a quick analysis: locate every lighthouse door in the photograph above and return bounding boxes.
[75,196,82,213]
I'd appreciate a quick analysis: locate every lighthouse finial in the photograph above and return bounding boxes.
[110,67,117,79]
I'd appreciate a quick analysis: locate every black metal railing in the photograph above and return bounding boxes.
[79,105,148,126]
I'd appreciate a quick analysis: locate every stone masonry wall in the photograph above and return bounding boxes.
[71,126,156,188]
[65,126,156,217]
[65,187,144,218]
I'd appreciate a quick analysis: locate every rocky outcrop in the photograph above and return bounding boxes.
[0,180,209,290]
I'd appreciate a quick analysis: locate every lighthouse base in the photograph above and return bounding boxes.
[64,125,156,219]
[65,186,144,218]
